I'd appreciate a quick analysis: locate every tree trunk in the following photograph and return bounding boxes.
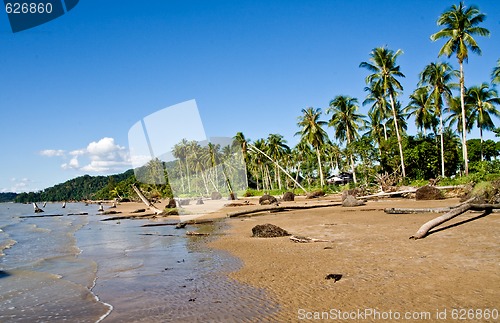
[316,147,325,187]
[131,184,163,215]
[459,61,469,175]
[389,92,406,178]
[480,127,484,161]
[227,202,341,218]
[250,144,308,193]
[410,203,472,239]
[440,112,445,177]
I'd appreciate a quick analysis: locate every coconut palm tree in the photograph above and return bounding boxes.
[406,87,438,135]
[466,83,500,161]
[266,133,290,190]
[363,81,390,141]
[420,61,457,177]
[327,95,365,184]
[360,46,406,177]
[492,59,500,85]
[431,1,490,175]
[364,109,386,158]
[233,132,249,163]
[296,107,329,187]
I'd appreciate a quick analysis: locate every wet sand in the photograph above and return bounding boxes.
[209,197,500,322]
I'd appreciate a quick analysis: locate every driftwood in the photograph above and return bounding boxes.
[186,231,209,236]
[289,235,331,243]
[360,185,465,200]
[227,203,341,218]
[386,197,476,214]
[33,202,44,213]
[385,207,454,214]
[141,219,214,227]
[410,200,500,239]
[132,184,163,215]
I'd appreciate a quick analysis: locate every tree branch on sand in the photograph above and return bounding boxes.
[410,199,499,239]
[227,202,341,218]
[131,184,164,215]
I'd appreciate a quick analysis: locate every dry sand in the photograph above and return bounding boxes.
[107,196,499,322]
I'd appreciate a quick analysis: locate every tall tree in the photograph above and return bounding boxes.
[431,1,490,175]
[327,95,365,184]
[466,83,500,161]
[420,61,457,177]
[266,133,290,190]
[406,87,438,135]
[233,132,249,163]
[360,47,406,177]
[296,107,329,187]
[363,81,390,140]
[492,59,500,84]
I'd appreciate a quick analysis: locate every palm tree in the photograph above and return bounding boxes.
[363,80,390,140]
[431,1,490,175]
[466,83,500,161]
[406,86,438,135]
[296,107,329,187]
[492,59,500,85]
[266,133,290,190]
[360,47,406,177]
[420,61,457,177]
[364,109,386,158]
[327,95,365,184]
[233,132,249,163]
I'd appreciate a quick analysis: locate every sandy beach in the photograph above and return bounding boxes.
[103,195,499,322]
[208,196,499,322]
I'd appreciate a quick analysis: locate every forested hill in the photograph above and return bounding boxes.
[14,169,135,203]
[0,192,17,202]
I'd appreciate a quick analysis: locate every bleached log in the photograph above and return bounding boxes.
[360,185,465,200]
[227,203,341,218]
[385,207,453,214]
[131,184,163,215]
[358,189,417,199]
[289,235,331,243]
[410,202,499,239]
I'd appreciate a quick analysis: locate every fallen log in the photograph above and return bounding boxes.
[289,235,331,243]
[360,185,465,200]
[131,184,163,215]
[386,197,476,214]
[410,202,500,239]
[358,189,417,199]
[385,207,453,214]
[141,219,214,227]
[186,231,210,236]
[227,202,342,218]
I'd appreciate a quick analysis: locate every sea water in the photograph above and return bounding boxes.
[0,203,278,322]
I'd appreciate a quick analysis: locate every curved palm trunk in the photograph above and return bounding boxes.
[315,147,325,187]
[459,62,469,175]
[389,92,406,178]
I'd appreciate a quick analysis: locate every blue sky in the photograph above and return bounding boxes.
[1,0,499,193]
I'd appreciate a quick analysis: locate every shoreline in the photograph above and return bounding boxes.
[209,196,500,321]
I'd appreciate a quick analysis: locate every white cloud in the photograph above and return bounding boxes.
[7,178,34,193]
[61,156,80,170]
[39,149,65,157]
[45,137,131,173]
